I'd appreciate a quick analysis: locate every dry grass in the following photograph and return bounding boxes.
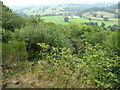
[2,60,95,88]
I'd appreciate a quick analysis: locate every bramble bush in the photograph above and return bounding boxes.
[2,40,27,69]
[36,42,120,88]
[80,42,120,88]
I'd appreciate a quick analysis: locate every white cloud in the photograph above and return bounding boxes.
[1,0,119,6]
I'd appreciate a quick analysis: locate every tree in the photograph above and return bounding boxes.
[103,17,108,21]
[118,14,120,18]
[101,22,106,30]
[101,22,105,27]
[79,14,82,18]
[2,2,26,31]
[64,17,69,22]
[95,22,98,26]
[89,18,91,21]
[101,15,103,18]
[92,13,97,17]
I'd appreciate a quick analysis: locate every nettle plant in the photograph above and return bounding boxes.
[37,43,73,60]
[37,43,82,71]
[81,42,120,88]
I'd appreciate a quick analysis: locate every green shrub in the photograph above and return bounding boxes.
[2,3,26,31]
[102,31,118,56]
[81,27,107,46]
[81,42,120,88]
[37,43,82,71]
[2,40,27,68]
[2,29,12,43]
[11,22,73,59]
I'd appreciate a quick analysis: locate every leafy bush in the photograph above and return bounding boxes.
[2,2,26,31]
[82,29,107,46]
[11,21,74,59]
[2,40,27,69]
[102,31,118,56]
[81,43,120,88]
[37,42,120,88]
[2,29,12,43]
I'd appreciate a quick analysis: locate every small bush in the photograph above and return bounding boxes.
[2,40,27,69]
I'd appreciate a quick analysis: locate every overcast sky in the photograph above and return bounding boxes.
[1,0,119,6]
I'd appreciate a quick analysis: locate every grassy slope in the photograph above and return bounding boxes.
[41,16,118,26]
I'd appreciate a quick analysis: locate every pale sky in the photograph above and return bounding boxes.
[1,0,119,6]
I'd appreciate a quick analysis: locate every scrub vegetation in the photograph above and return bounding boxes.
[1,1,120,88]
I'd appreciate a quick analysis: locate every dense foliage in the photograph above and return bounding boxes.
[1,1,26,31]
[2,3,120,88]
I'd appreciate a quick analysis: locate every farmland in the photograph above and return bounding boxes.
[22,5,65,16]
[13,2,118,27]
[41,16,118,26]
[82,11,118,22]
[1,1,120,88]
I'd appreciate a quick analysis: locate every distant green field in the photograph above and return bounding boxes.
[41,16,118,26]
[42,16,67,24]
[23,5,65,16]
